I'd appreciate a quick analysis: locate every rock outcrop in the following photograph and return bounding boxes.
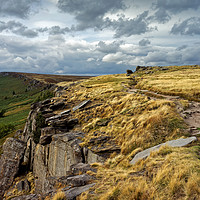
[0,138,26,197]
[0,87,115,198]
[0,96,106,198]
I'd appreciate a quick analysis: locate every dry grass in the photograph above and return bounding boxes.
[60,66,200,200]
[80,146,200,200]
[52,191,66,200]
[135,66,200,100]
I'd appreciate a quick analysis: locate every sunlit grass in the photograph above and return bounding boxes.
[136,66,200,100]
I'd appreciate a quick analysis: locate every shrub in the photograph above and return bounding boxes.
[34,90,54,103]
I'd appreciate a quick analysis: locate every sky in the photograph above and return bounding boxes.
[0,0,199,75]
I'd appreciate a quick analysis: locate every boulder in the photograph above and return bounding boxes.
[0,138,26,197]
[16,179,30,192]
[70,163,97,175]
[130,137,197,165]
[60,174,94,187]
[63,183,95,200]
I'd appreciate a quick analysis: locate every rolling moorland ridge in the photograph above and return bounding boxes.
[0,72,92,150]
[0,65,200,199]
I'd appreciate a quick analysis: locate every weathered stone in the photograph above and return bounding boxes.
[64,174,94,187]
[0,138,26,197]
[33,144,50,194]
[23,179,30,192]
[64,183,95,200]
[15,129,23,138]
[16,179,30,192]
[41,109,53,115]
[48,118,78,129]
[50,102,65,111]
[41,99,52,105]
[16,180,24,192]
[49,118,69,127]
[130,137,197,165]
[11,194,40,200]
[39,135,53,145]
[84,148,106,164]
[41,127,56,136]
[70,163,97,175]
[48,133,84,177]
[72,100,91,111]
[46,114,62,122]
[60,109,71,115]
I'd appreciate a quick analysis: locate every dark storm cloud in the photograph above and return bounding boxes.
[112,11,155,37]
[57,0,126,30]
[171,17,200,35]
[0,0,40,18]
[57,1,155,36]
[139,39,151,46]
[151,0,200,23]
[149,8,171,24]
[0,21,38,38]
[154,0,200,14]
[97,41,123,53]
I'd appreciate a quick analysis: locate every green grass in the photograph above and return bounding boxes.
[0,75,45,145]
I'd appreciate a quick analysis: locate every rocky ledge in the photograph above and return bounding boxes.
[0,93,113,199]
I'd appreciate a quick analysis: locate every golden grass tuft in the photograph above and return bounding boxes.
[52,191,66,200]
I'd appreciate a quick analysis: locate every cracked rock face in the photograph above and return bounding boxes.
[0,138,26,197]
[33,132,105,194]
[3,97,105,198]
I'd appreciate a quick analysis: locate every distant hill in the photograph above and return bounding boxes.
[0,72,92,148]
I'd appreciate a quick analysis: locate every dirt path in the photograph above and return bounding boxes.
[127,87,200,136]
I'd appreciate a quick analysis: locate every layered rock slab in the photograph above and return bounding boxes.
[130,137,197,165]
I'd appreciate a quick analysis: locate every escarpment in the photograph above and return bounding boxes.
[0,87,107,199]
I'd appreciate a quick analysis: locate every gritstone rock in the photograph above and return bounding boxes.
[130,137,197,165]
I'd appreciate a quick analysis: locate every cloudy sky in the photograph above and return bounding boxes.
[0,0,199,75]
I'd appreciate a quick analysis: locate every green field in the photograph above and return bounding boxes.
[0,75,45,146]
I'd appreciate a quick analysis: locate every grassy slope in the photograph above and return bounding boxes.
[54,66,200,200]
[0,75,44,146]
[0,73,92,148]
